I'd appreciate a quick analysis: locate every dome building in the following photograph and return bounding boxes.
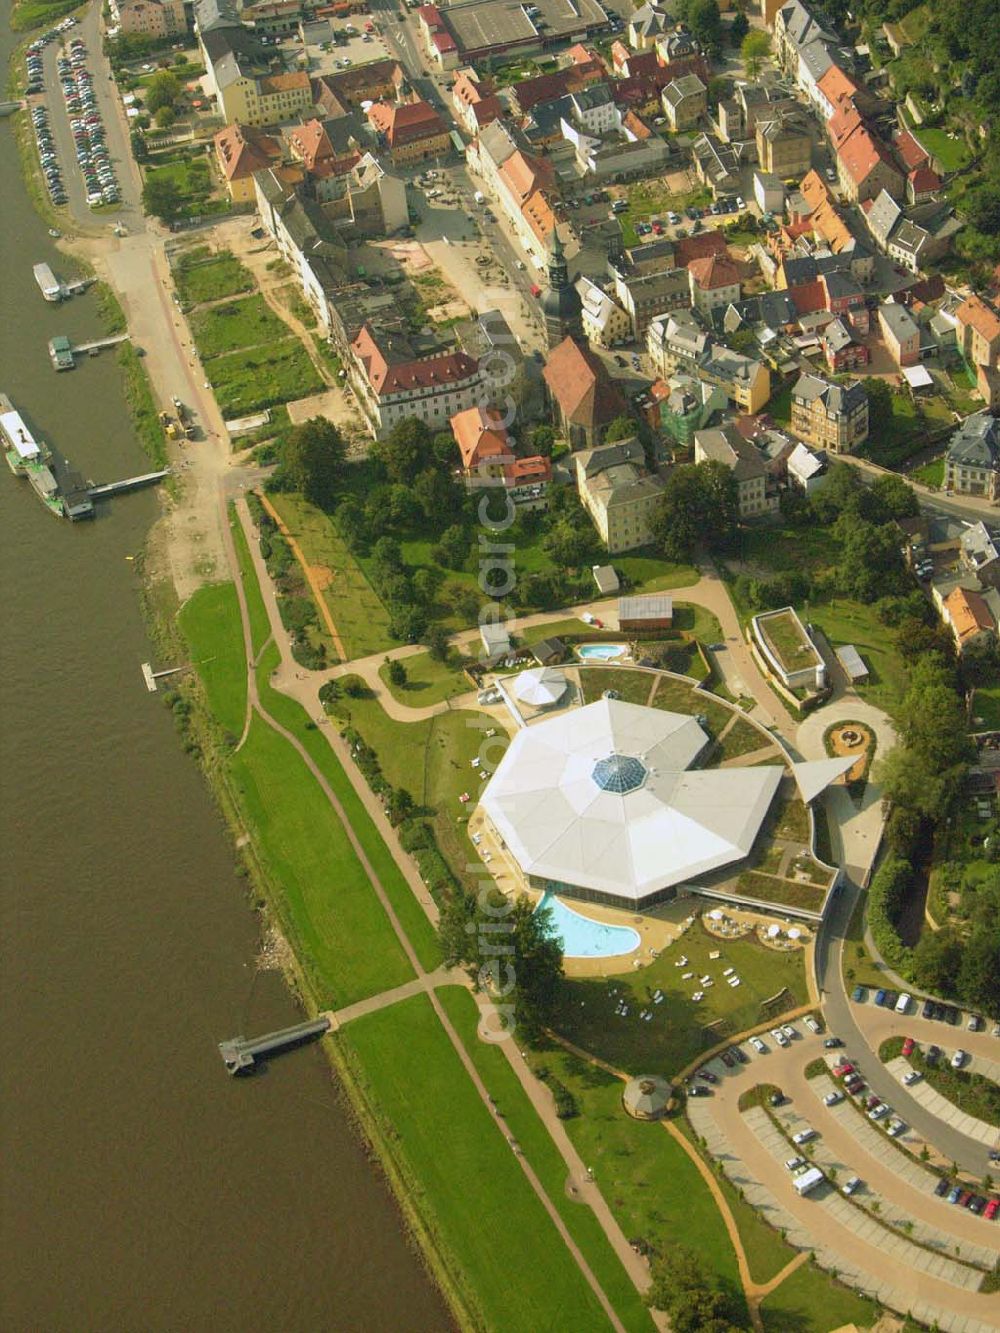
[541,231,583,350]
[479,698,784,910]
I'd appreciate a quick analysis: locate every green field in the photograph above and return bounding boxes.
[173,247,255,306]
[230,507,270,658]
[11,0,79,30]
[340,994,615,1333]
[144,155,224,221]
[229,713,415,1008]
[205,340,324,417]
[552,919,808,1075]
[438,986,656,1332]
[806,598,909,717]
[971,684,1000,731]
[177,583,247,738]
[914,126,971,172]
[758,1256,877,1332]
[190,295,290,360]
[579,666,657,706]
[716,716,774,762]
[267,493,396,659]
[912,456,945,489]
[650,674,735,732]
[378,647,474,705]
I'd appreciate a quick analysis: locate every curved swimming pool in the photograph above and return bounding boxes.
[576,643,629,662]
[537,891,641,959]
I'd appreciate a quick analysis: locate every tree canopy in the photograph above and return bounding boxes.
[145,69,180,115]
[653,461,739,562]
[279,417,346,509]
[647,1246,746,1332]
[741,29,770,77]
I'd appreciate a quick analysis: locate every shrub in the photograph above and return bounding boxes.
[867,856,914,974]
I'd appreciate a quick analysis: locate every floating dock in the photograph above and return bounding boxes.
[219,1017,331,1075]
[49,336,75,371]
[89,469,170,499]
[33,263,95,302]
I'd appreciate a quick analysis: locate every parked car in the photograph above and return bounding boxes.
[770,1027,790,1048]
[887,1118,906,1137]
[934,1177,950,1197]
[804,1016,821,1035]
[824,1036,843,1049]
[770,1090,785,1106]
[792,1128,817,1146]
[785,1155,806,1172]
[750,1036,766,1054]
[824,1091,844,1106]
[842,1175,862,1195]
[902,1037,915,1056]
[951,1049,968,1068]
[947,1185,963,1204]
[874,988,887,1007]
[903,1070,922,1086]
[687,1083,710,1096]
[926,1044,941,1065]
[921,998,934,1019]
[968,1014,983,1032]
[697,1069,718,1084]
[985,1199,999,1220]
[968,1195,987,1214]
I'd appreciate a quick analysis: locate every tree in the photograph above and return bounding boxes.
[413,466,458,523]
[144,69,180,115]
[426,624,450,662]
[911,927,964,995]
[280,417,346,509]
[870,473,919,520]
[439,891,564,1041]
[647,1246,745,1332]
[335,496,368,550]
[957,928,1000,1016]
[605,414,636,443]
[835,516,908,602]
[386,657,407,687]
[154,105,176,129]
[130,131,148,162]
[411,566,441,607]
[531,424,556,456]
[863,377,893,435]
[896,656,974,774]
[730,8,749,44]
[685,0,724,56]
[388,602,427,642]
[141,174,181,222]
[741,29,770,77]
[543,518,595,568]
[963,632,1000,689]
[372,416,431,485]
[432,523,470,570]
[386,787,415,825]
[653,461,739,562]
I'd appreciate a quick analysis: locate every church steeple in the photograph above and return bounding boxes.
[541,229,582,349]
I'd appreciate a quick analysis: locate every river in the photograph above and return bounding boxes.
[0,13,449,1330]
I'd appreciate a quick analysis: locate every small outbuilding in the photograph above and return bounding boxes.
[512,667,569,709]
[622,1075,674,1121]
[481,622,511,663]
[592,564,620,595]
[836,643,869,683]
[532,636,568,666]
[618,594,673,632]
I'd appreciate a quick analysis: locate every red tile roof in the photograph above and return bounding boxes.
[214,122,282,181]
[688,253,739,291]
[288,118,335,171]
[893,128,928,171]
[817,63,860,105]
[955,293,1000,345]
[542,337,626,426]
[788,278,827,315]
[673,229,728,266]
[505,455,551,485]
[451,405,511,468]
[352,325,478,396]
[367,98,447,147]
[837,124,899,188]
[908,164,941,194]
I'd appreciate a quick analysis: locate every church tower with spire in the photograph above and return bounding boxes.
[541,229,583,350]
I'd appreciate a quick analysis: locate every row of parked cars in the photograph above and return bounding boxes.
[852,985,997,1034]
[59,40,120,208]
[832,1056,909,1138]
[31,104,66,206]
[24,14,77,92]
[933,1176,1000,1218]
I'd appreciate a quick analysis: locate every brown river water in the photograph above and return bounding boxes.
[0,15,449,1329]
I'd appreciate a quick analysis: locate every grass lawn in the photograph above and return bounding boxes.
[912,456,944,488]
[340,995,614,1333]
[229,712,415,1007]
[806,598,909,717]
[673,602,724,643]
[552,919,808,1076]
[206,340,324,418]
[736,523,839,580]
[841,892,885,990]
[971,684,1000,731]
[329,684,499,891]
[230,506,270,657]
[190,294,289,360]
[915,126,971,172]
[144,157,221,220]
[617,552,699,592]
[767,381,793,424]
[579,666,657,705]
[759,1256,877,1332]
[379,648,472,705]
[528,1044,749,1321]
[173,247,255,306]
[177,583,247,738]
[732,871,828,913]
[437,986,656,1332]
[267,494,396,660]
[250,642,441,971]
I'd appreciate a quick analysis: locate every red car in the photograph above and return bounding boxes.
[984,1199,999,1221]
[836,1062,855,1078]
[902,1037,915,1057]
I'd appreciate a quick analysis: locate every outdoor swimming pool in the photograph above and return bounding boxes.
[538,891,641,959]
[576,643,629,662]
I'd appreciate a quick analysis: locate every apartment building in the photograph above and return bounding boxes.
[790,372,869,453]
[574,438,665,552]
[694,425,777,518]
[944,412,1000,502]
[349,324,484,437]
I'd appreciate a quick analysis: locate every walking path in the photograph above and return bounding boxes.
[222,495,650,1331]
[257,492,347,660]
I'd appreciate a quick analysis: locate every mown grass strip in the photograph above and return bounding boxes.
[253,645,442,972]
[229,506,270,658]
[178,584,247,739]
[340,993,614,1333]
[437,985,655,1332]
[228,714,415,1008]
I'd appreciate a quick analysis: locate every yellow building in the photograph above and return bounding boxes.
[574,438,665,553]
[214,122,284,202]
[790,372,869,454]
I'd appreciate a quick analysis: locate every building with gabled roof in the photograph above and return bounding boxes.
[573,437,664,552]
[814,63,860,121]
[954,294,1000,370]
[791,371,868,453]
[214,122,283,202]
[694,424,777,517]
[942,585,997,652]
[575,276,631,347]
[836,123,903,203]
[348,324,484,437]
[687,253,741,315]
[543,337,627,449]
[366,97,450,165]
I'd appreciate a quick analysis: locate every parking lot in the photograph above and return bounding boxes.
[685,1024,1000,1330]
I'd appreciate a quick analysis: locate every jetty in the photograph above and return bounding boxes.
[73,333,130,357]
[33,263,96,302]
[88,468,169,499]
[140,661,190,693]
[219,1017,331,1075]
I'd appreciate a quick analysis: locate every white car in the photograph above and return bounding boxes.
[903,1070,922,1086]
[804,1016,821,1035]
[750,1036,767,1054]
[868,1103,890,1121]
[735,195,745,210]
[781,1024,797,1041]
[770,1027,790,1048]
[951,1049,968,1069]
[842,1175,862,1195]
[824,1091,844,1107]
[792,1127,817,1146]
[887,1118,907,1137]
[785,1155,806,1171]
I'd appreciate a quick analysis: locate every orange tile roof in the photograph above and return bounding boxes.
[214,122,282,181]
[499,149,549,204]
[837,124,897,187]
[893,129,928,171]
[352,325,479,396]
[505,454,551,485]
[799,169,853,251]
[288,118,335,171]
[542,337,626,425]
[450,405,511,469]
[955,294,1000,345]
[522,189,557,245]
[258,70,310,95]
[367,98,447,147]
[688,253,740,291]
[945,586,996,641]
[816,63,859,111]
[828,103,863,150]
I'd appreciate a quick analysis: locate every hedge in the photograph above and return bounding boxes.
[867,855,914,975]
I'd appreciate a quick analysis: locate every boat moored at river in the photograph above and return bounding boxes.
[0,391,92,519]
